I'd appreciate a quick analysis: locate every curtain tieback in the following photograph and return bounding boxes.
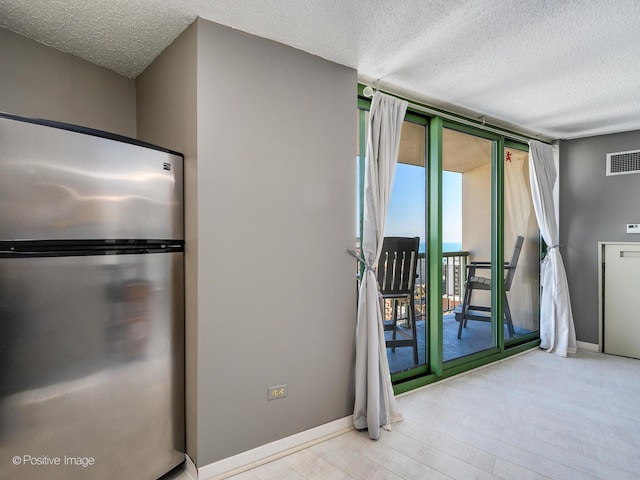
[347,249,376,274]
[541,244,562,265]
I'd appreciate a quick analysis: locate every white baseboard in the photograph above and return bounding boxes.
[576,341,599,352]
[196,416,354,480]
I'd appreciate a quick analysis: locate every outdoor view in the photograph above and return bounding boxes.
[357,111,540,375]
[382,162,465,372]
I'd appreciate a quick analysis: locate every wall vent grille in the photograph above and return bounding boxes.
[607,149,640,176]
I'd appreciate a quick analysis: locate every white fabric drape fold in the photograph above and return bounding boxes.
[353,92,407,439]
[528,140,577,357]
[505,153,533,325]
[505,154,531,240]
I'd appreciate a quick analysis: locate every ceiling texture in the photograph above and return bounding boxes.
[2,0,640,140]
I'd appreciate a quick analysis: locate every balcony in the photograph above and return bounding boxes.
[386,250,493,373]
[385,239,538,374]
[359,121,540,376]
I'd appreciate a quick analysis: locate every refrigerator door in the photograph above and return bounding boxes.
[0,115,183,242]
[0,252,185,480]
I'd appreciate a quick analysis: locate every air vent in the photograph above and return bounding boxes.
[607,149,640,176]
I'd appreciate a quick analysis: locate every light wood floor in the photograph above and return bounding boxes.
[227,348,640,480]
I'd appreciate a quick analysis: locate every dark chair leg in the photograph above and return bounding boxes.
[457,283,472,339]
[503,295,515,338]
[457,310,465,339]
[410,297,418,365]
[391,299,397,352]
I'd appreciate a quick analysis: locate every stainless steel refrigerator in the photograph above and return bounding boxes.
[0,113,185,480]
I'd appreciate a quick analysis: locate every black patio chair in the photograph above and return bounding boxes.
[377,236,420,365]
[455,236,524,339]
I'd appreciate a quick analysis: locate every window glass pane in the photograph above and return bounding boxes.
[443,128,496,361]
[504,147,540,338]
[383,120,427,374]
[357,111,428,374]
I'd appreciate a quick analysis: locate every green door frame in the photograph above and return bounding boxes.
[432,122,503,373]
[503,139,542,348]
[356,86,540,395]
[428,115,443,376]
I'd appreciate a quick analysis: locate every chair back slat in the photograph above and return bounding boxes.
[377,237,420,295]
[504,235,524,291]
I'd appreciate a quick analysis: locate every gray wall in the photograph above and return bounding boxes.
[560,130,640,344]
[137,18,358,466]
[0,28,136,137]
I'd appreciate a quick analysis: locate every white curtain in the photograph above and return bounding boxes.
[505,153,531,240]
[353,92,407,439]
[504,153,533,329]
[528,140,577,357]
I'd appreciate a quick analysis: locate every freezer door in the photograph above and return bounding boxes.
[0,116,183,241]
[0,252,185,480]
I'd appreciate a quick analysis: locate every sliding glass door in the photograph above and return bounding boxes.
[357,107,428,377]
[384,117,428,375]
[503,144,540,343]
[442,127,498,362]
[356,90,541,391]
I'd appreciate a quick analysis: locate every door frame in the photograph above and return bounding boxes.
[356,85,540,394]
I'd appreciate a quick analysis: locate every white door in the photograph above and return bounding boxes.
[604,243,640,359]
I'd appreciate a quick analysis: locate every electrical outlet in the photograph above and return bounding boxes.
[627,224,640,234]
[268,384,287,400]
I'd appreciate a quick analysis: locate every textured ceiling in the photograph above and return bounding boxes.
[2,0,640,140]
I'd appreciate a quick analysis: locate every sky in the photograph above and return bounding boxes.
[384,163,462,246]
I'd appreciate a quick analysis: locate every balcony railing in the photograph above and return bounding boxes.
[413,250,469,320]
[441,251,468,313]
[355,246,469,321]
